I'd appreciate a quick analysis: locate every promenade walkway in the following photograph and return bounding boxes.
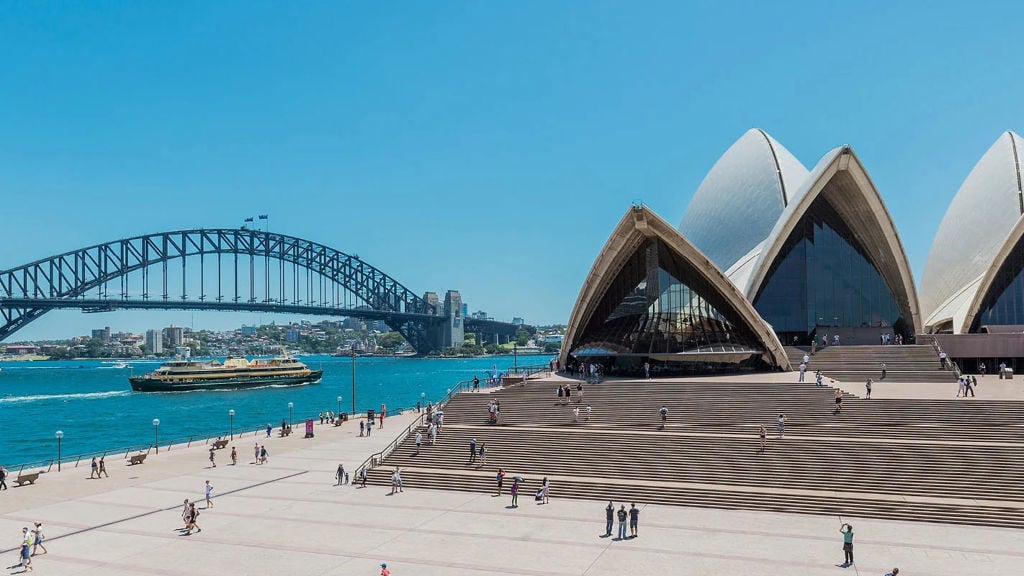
[1,386,1021,575]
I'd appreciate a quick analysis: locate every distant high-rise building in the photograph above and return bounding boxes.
[145,329,163,354]
[461,303,468,318]
[343,317,365,331]
[285,328,300,342]
[164,325,184,348]
[241,325,258,336]
[91,326,111,343]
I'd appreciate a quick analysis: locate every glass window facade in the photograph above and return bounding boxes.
[972,235,1024,331]
[753,198,906,342]
[570,239,764,360]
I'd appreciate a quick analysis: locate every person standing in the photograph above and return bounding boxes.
[415,431,422,455]
[798,362,807,382]
[367,418,374,437]
[979,362,987,377]
[604,501,614,536]
[209,447,217,468]
[865,378,873,399]
[380,562,390,576]
[880,362,886,380]
[495,468,505,496]
[230,446,237,465]
[99,456,108,478]
[964,376,975,397]
[585,404,592,421]
[266,423,272,438]
[802,353,810,366]
[643,361,650,379]
[30,522,45,556]
[759,424,767,453]
[380,404,386,429]
[260,445,268,464]
[815,370,823,388]
[659,405,668,429]
[360,466,368,487]
[840,523,854,567]
[335,463,345,486]
[510,478,519,507]
[628,503,639,538]
[616,505,628,540]
[90,457,99,479]
[360,420,365,437]
[478,443,487,467]
[204,480,214,508]
[833,389,843,415]
[0,465,7,490]
[776,414,786,439]
[573,406,580,423]
[468,438,477,464]
[473,374,480,391]
[940,351,948,370]
[540,477,550,504]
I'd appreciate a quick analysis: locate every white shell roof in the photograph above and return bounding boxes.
[679,129,809,273]
[921,131,1024,330]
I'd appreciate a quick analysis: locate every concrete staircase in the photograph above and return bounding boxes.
[368,379,1024,529]
[785,345,957,383]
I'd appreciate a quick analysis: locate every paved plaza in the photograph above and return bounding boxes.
[2,381,1022,576]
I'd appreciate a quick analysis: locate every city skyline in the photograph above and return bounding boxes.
[5,3,1024,339]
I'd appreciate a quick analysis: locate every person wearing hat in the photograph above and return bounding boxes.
[380,562,390,575]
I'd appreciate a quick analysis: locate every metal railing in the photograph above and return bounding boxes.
[928,337,961,378]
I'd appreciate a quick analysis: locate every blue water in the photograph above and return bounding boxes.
[0,354,551,467]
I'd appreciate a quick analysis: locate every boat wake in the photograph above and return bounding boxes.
[0,390,131,404]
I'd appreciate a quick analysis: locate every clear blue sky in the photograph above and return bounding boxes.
[3,2,1023,339]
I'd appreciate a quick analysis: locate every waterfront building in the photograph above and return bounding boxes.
[91,326,111,343]
[163,325,184,348]
[145,329,163,354]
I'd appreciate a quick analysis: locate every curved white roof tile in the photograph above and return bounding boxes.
[921,131,1024,331]
[679,129,809,273]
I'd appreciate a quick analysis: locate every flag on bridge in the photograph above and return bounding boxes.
[244,217,254,222]
[258,214,268,220]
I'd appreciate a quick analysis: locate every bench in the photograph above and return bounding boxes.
[211,439,229,450]
[13,471,40,486]
[128,453,148,465]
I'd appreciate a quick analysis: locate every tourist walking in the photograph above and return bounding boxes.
[758,424,767,453]
[415,431,422,455]
[360,420,365,436]
[940,351,948,370]
[266,423,272,438]
[90,457,99,479]
[98,456,108,478]
[380,404,386,428]
[260,445,268,464]
[367,418,374,437]
[336,463,346,486]
[833,389,843,415]
[880,362,886,380]
[18,526,33,571]
[865,378,873,399]
[496,468,505,495]
[0,465,7,490]
[980,362,986,377]
[510,478,519,507]
[777,414,786,439]
[360,466,368,487]
[798,362,807,382]
[390,467,403,494]
[839,523,854,567]
[181,499,191,529]
[659,405,668,429]
[209,447,217,468]
[556,384,564,404]
[586,404,592,421]
[230,446,237,465]
[629,503,639,537]
[540,477,550,504]
[186,502,201,534]
[815,370,823,387]
[964,376,975,397]
[468,438,477,464]
[605,501,614,536]
[29,522,45,557]
[478,443,487,466]
[576,382,584,403]
[380,562,390,576]
[573,406,580,423]
[616,505,628,540]
[205,480,214,508]
[957,376,966,397]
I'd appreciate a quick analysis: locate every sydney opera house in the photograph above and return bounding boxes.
[560,129,1024,374]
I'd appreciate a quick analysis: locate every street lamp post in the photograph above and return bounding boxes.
[514,343,518,373]
[55,430,63,472]
[229,409,235,440]
[337,396,342,417]
[288,402,293,427]
[153,418,160,454]
[421,392,425,412]
[351,350,357,415]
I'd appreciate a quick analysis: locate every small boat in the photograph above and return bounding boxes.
[128,356,323,392]
[112,361,129,369]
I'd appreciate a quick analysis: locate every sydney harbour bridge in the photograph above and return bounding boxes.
[0,228,527,354]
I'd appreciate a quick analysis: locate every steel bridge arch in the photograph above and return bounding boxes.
[0,228,440,348]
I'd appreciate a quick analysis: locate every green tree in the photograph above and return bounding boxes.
[378,331,406,348]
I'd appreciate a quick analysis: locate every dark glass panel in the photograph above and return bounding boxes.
[753,198,904,341]
[972,234,1024,331]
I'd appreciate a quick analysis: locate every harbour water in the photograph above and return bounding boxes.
[0,354,552,467]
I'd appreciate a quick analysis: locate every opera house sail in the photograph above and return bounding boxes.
[681,131,920,344]
[922,131,1024,334]
[561,205,789,373]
